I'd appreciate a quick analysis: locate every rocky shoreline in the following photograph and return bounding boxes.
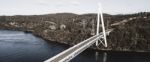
[0,12,150,52]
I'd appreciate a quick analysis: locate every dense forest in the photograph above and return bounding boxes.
[0,12,150,52]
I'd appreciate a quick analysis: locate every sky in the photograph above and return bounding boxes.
[0,0,150,15]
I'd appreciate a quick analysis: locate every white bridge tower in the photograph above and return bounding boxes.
[96,3,107,47]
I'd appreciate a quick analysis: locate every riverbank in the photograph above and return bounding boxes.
[1,30,149,62]
[0,12,150,52]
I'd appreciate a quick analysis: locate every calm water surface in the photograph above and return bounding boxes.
[0,30,150,62]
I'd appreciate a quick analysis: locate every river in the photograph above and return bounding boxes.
[0,30,150,62]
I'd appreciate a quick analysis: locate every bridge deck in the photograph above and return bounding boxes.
[45,30,113,62]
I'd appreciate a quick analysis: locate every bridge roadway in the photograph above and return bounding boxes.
[44,29,113,62]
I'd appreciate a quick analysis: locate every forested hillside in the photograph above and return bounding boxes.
[0,12,150,52]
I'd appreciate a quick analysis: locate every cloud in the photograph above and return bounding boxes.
[69,1,80,6]
[55,0,80,6]
[34,0,50,5]
[34,0,80,7]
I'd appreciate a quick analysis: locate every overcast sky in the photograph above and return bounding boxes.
[0,0,150,15]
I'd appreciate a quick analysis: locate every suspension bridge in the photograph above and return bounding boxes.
[44,4,113,62]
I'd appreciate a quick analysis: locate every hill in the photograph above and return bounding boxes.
[0,12,150,52]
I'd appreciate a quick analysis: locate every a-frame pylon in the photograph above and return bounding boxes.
[96,3,107,47]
